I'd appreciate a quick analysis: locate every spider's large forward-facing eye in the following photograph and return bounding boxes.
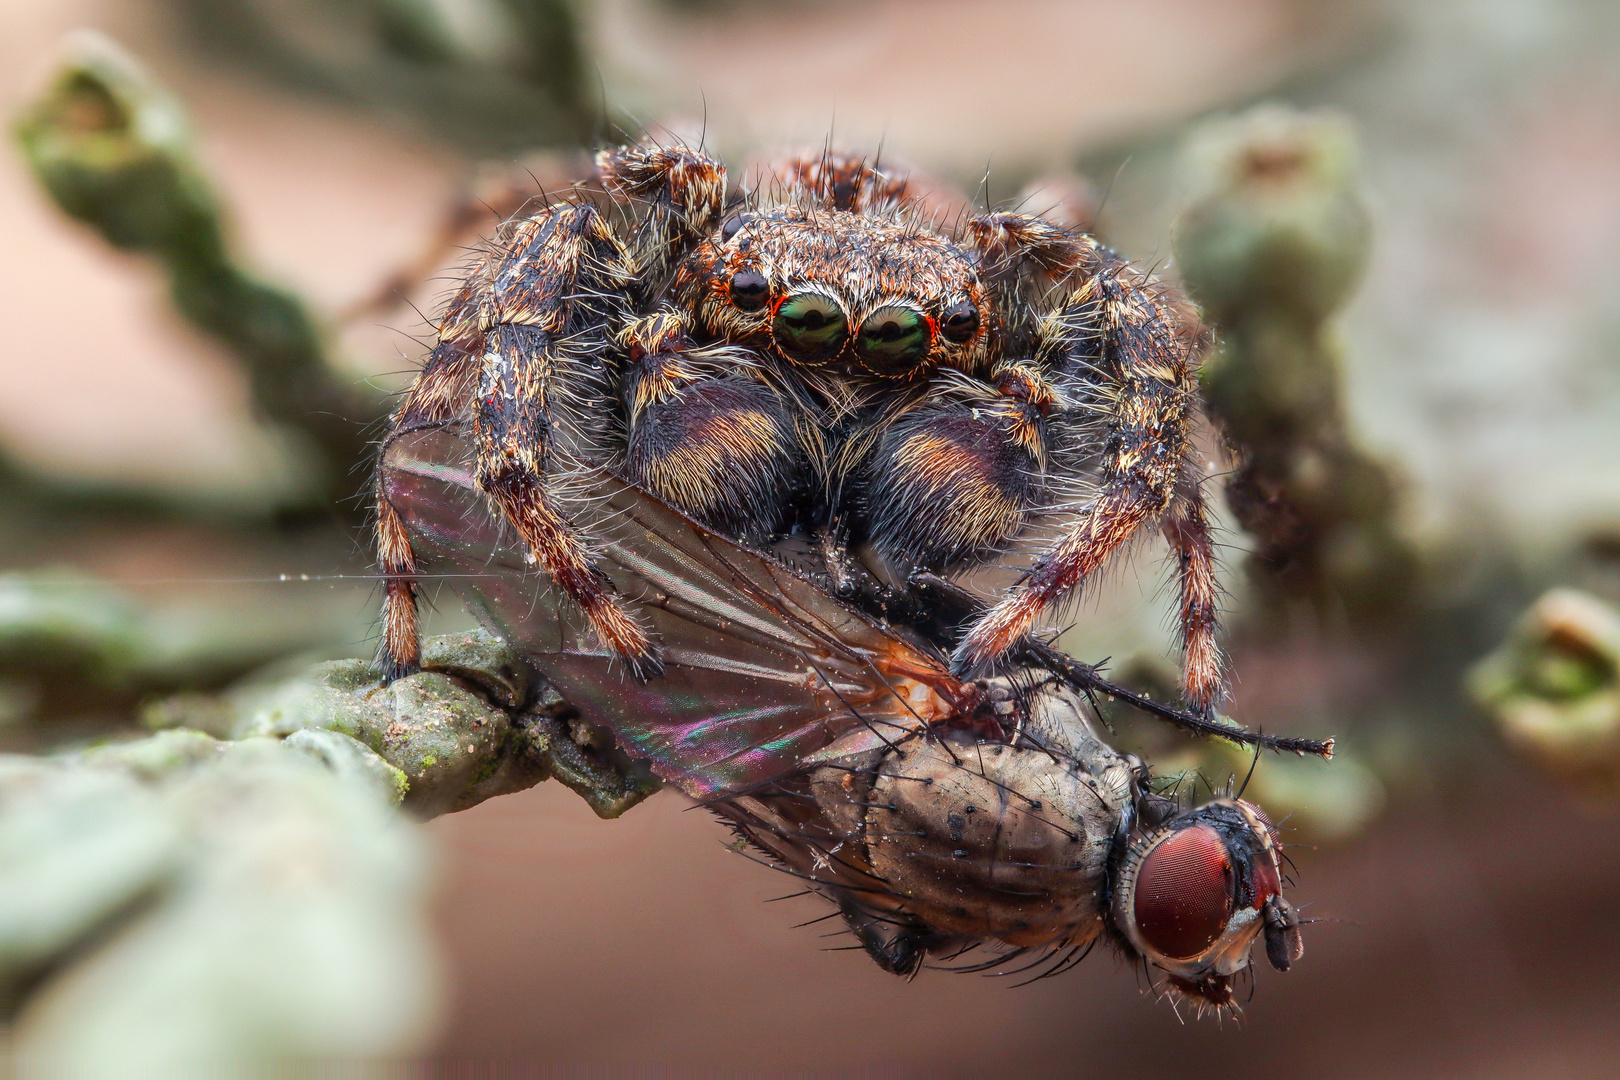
[1131,824,1235,960]
[941,300,979,343]
[729,269,769,311]
[857,306,931,370]
[773,293,848,360]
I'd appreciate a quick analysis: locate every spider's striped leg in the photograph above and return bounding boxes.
[376,201,661,682]
[377,321,480,683]
[954,215,1211,703]
[376,486,424,683]
[470,204,662,677]
[596,143,726,285]
[1162,470,1225,716]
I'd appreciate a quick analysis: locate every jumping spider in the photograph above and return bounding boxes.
[375,143,1220,716]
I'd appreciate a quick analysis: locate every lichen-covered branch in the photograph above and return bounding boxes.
[142,630,661,819]
[0,629,658,1067]
[13,32,386,496]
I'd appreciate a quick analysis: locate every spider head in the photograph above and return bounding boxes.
[677,206,993,379]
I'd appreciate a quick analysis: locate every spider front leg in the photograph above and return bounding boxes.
[1162,468,1225,715]
[596,143,728,286]
[952,214,1222,714]
[378,279,484,682]
[376,203,659,682]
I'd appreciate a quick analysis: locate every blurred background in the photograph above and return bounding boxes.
[3,0,1620,1075]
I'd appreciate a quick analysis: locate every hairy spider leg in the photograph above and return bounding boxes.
[952,214,1219,712]
[376,205,653,681]
[1162,468,1225,715]
[377,146,730,684]
[376,272,483,682]
[597,144,729,288]
[471,205,662,677]
[760,148,914,214]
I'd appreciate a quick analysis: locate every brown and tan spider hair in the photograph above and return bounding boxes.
[374,140,1220,715]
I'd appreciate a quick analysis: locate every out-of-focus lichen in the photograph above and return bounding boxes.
[1468,588,1620,797]
[1,735,440,1072]
[1175,106,1419,626]
[1100,653,1381,843]
[1,628,661,1069]
[177,0,595,154]
[0,569,360,746]
[13,32,383,497]
[0,758,183,1008]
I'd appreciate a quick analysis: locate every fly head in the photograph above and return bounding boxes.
[1111,797,1300,1008]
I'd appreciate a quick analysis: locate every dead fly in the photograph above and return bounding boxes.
[380,422,1326,1012]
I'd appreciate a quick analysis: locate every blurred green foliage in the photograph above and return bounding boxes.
[14,32,384,502]
[1176,106,1419,626]
[1469,588,1620,798]
[177,0,595,153]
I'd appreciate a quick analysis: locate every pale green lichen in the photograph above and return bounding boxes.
[1469,588,1620,798]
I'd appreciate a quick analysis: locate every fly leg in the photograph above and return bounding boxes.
[836,898,932,977]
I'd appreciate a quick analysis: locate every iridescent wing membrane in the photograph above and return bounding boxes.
[380,423,956,799]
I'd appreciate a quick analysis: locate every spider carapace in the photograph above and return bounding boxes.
[375,143,1221,716]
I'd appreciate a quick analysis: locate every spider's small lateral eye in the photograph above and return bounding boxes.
[720,214,749,241]
[773,293,848,361]
[856,306,931,371]
[941,300,980,343]
[729,269,770,311]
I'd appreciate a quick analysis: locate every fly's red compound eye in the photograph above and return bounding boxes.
[1132,824,1235,960]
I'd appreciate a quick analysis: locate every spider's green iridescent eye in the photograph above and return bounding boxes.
[857,305,931,369]
[773,293,848,360]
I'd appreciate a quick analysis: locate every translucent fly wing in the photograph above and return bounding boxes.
[379,423,956,799]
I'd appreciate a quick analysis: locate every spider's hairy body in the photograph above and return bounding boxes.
[375,142,1220,716]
